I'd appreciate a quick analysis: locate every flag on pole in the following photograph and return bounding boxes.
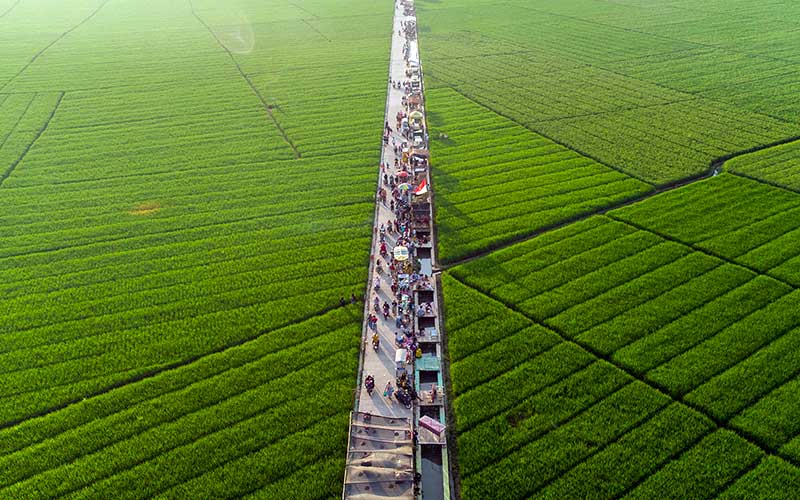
[414,178,428,195]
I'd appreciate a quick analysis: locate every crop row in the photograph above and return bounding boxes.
[429,88,650,261]
[461,379,671,500]
[608,46,800,122]
[422,0,799,184]
[442,270,800,499]
[0,179,373,253]
[0,152,372,213]
[0,267,362,375]
[0,92,61,179]
[0,307,360,498]
[447,209,800,452]
[727,139,800,191]
[611,174,800,285]
[717,457,800,499]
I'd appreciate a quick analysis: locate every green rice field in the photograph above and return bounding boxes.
[3,0,800,498]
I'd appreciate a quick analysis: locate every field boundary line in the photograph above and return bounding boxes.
[0,302,358,431]
[554,255,723,340]
[445,272,800,469]
[0,0,20,18]
[529,240,691,319]
[0,278,361,378]
[141,411,350,499]
[38,381,353,498]
[730,170,800,196]
[695,326,800,424]
[437,84,655,185]
[0,91,64,188]
[0,0,110,92]
[188,0,301,158]
[608,216,798,291]
[612,275,774,368]
[751,372,800,446]
[6,149,366,189]
[460,378,636,480]
[0,324,358,460]
[499,231,667,303]
[438,169,703,269]
[566,259,727,341]
[449,323,534,368]
[695,206,800,263]
[0,227,365,300]
[710,455,768,499]
[714,135,800,171]
[288,2,319,20]
[5,360,351,491]
[0,198,371,262]
[611,426,719,499]
[439,171,636,221]
[523,396,671,498]
[633,288,790,385]
[456,353,594,436]
[300,19,331,43]
[451,341,564,404]
[437,160,610,201]
[521,97,699,125]
[0,93,35,150]
[0,242,366,322]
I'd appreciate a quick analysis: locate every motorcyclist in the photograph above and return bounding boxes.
[365,375,375,395]
[372,332,380,350]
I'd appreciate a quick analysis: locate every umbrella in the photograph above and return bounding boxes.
[398,183,411,191]
[397,171,410,179]
[394,246,410,261]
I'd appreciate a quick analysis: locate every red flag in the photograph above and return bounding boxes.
[414,179,428,195]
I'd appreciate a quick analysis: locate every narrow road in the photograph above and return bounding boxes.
[356,0,416,421]
[343,1,449,498]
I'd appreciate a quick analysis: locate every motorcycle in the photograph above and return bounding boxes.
[365,375,375,396]
[382,302,390,320]
[372,333,380,351]
[395,389,413,409]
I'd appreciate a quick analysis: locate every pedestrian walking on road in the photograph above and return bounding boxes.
[384,381,395,401]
